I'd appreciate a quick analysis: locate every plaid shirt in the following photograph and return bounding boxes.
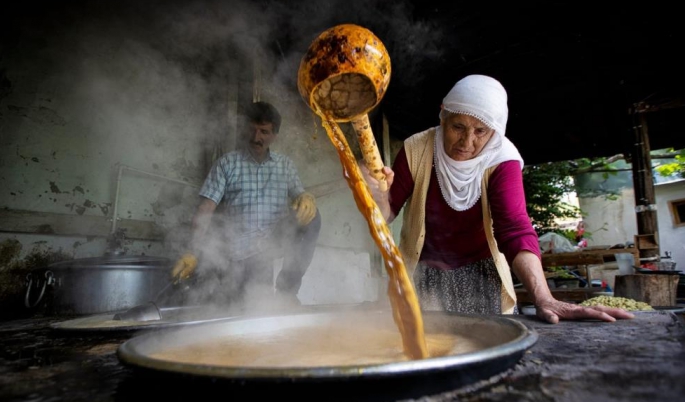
[199,148,305,261]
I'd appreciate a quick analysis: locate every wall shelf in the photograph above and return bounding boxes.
[541,247,640,268]
[634,234,659,250]
[516,247,642,303]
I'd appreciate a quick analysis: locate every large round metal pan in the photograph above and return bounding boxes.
[49,305,236,333]
[49,303,374,333]
[116,310,538,401]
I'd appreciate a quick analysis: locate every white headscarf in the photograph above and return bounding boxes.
[434,74,524,211]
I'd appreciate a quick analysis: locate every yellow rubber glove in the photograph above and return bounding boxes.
[292,192,316,226]
[171,253,198,283]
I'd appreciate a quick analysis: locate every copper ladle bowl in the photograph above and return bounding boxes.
[297,23,391,190]
[297,23,391,120]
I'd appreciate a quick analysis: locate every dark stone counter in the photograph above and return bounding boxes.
[0,311,683,402]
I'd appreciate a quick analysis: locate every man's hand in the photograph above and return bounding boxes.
[292,192,316,226]
[171,253,198,283]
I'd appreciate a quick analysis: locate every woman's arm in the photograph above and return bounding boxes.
[512,251,635,323]
[490,162,634,323]
[488,161,541,263]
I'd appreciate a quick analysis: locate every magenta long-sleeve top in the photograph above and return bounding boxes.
[389,148,541,269]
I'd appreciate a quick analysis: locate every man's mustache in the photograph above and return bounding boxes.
[250,140,264,146]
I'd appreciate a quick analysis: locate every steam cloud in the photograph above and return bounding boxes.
[6,0,445,314]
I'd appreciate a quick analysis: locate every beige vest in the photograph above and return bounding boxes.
[399,128,517,314]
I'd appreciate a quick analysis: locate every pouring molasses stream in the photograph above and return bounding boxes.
[297,23,428,359]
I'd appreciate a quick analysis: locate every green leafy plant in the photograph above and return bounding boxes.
[547,266,575,279]
[569,156,622,200]
[655,148,685,178]
[523,149,680,240]
[523,161,582,237]
[558,228,579,243]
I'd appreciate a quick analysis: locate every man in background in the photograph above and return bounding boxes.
[171,101,321,309]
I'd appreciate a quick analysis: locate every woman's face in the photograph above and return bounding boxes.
[441,113,495,161]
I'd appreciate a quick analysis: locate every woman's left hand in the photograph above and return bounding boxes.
[534,298,635,324]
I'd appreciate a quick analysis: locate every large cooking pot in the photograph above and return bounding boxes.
[116,309,538,401]
[24,255,171,316]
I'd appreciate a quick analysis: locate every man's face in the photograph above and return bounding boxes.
[246,121,276,159]
[441,113,495,161]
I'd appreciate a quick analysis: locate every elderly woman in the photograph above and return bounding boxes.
[364,74,633,323]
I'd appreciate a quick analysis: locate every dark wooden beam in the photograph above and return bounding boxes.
[630,103,660,260]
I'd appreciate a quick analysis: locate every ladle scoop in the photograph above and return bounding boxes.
[112,279,180,321]
[297,25,429,360]
[297,23,391,191]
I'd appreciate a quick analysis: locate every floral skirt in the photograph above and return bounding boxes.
[413,258,513,314]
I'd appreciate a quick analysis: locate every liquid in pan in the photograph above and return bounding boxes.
[151,325,474,368]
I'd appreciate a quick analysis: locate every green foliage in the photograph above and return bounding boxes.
[523,149,683,239]
[547,266,575,279]
[558,228,579,243]
[655,148,685,178]
[572,157,622,199]
[522,161,582,237]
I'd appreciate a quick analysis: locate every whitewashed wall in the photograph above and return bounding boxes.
[579,180,685,268]
[0,3,384,312]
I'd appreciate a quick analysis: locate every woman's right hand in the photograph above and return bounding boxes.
[359,163,394,195]
[359,162,395,221]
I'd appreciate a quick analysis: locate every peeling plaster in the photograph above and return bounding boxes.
[0,239,22,267]
[49,181,62,194]
[35,224,55,234]
[150,202,165,216]
[6,105,67,126]
[170,157,201,183]
[16,152,37,165]
[65,203,88,215]
[64,200,105,216]
[150,182,186,216]
[0,69,11,100]
[72,238,96,250]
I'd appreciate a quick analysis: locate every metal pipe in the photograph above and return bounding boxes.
[120,165,201,188]
[110,165,200,235]
[110,165,125,235]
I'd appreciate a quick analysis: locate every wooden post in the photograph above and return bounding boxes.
[629,103,660,260]
[614,274,679,306]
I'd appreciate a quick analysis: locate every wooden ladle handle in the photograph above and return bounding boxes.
[351,114,387,192]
